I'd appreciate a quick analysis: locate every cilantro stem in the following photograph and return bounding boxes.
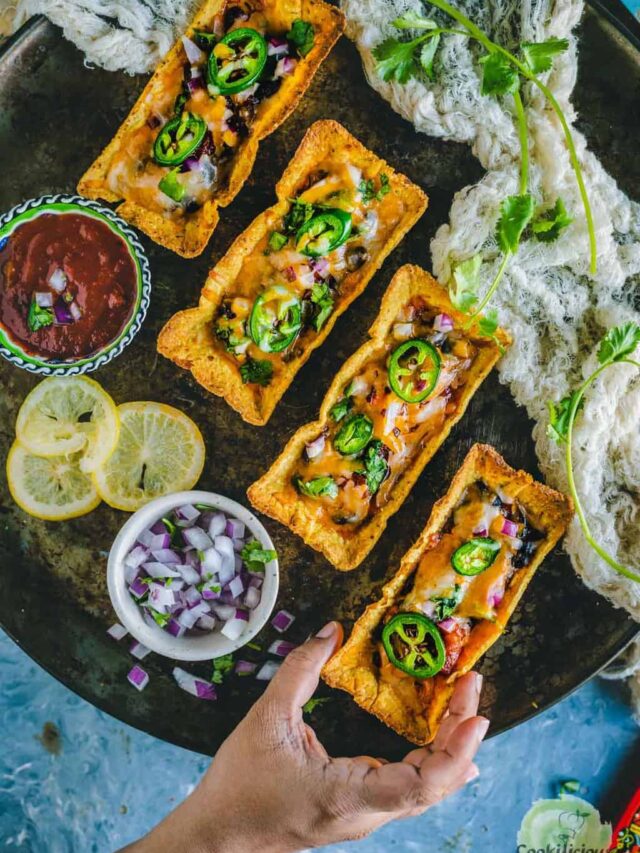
[565,358,640,582]
[424,0,597,275]
[513,90,528,195]
[465,251,510,326]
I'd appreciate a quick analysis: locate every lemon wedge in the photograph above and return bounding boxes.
[92,402,206,512]
[6,442,101,521]
[15,377,119,474]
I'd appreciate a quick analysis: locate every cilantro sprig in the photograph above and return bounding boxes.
[374,2,592,333]
[547,323,640,582]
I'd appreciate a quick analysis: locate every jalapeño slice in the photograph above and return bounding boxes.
[333,413,373,456]
[388,339,441,404]
[249,286,302,353]
[153,112,207,166]
[452,537,501,576]
[296,209,352,258]
[207,27,268,95]
[382,612,446,679]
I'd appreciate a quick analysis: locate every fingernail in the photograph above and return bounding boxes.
[464,765,480,784]
[475,672,484,695]
[475,718,490,741]
[316,621,338,639]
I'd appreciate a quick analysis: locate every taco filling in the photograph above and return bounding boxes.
[213,164,404,386]
[105,6,314,215]
[290,297,491,525]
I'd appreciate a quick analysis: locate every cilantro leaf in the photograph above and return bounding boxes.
[310,282,334,332]
[597,323,640,365]
[302,696,332,714]
[531,198,572,243]
[240,358,273,387]
[284,200,315,235]
[159,167,186,202]
[374,36,422,84]
[362,439,389,496]
[287,19,314,57]
[294,475,338,499]
[329,395,353,422]
[477,308,499,338]
[149,608,170,628]
[547,392,583,445]
[241,539,276,573]
[520,37,569,74]
[450,254,482,313]
[496,194,535,254]
[358,173,391,203]
[392,12,438,30]
[431,586,463,621]
[419,33,440,80]
[27,298,54,332]
[211,653,234,684]
[480,52,520,97]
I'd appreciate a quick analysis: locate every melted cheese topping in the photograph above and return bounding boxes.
[213,159,406,381]
[293,298,477,528]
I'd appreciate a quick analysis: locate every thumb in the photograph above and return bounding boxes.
[263,621,343,717]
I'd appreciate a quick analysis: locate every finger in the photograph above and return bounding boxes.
[402,762,479,818]
[359,716,488,813]
[430,672,483,753]
[262,621,343,718]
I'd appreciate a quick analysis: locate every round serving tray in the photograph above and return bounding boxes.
[0,11,638,758]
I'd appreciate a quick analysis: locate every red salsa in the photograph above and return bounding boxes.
[0,212,138,360]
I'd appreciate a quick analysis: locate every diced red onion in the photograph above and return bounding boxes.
[177,606,203,630]
[274,56,296,78]
[187,75,204,94]
[176,563,201,585]
[165,619,184,638]
[140,531,171,550]
[248,575,263,589]
[235,659,257,676]
[305,433,325,459]
[228,575,244,599]
[234,553,243,572]
[128,577,148,599]
[48,267,67,293]
[125,544,148,570]
[175,504,200,526]
[433,312,454,332]
[472,526,488,537]
[310,256,330,277]
[53,299,73,325]
[267,37,288,56]
[271,609,295,634]
[256,661,280,681]
[213,535,234,559]
[196,613,216,631]
[199,547,220,575]
[127,665,149,691]
[142,561,181,579]
[268,640,297,657]
[208,512,227,538]
[183,527,213,551]
[232,538,244,554]
[183,155,201,172]
[211,603,235,621]
[489,591,504,608]
[244,586,261,609]
[501,518,519,538]
[202,585,221,601]
[149,583,177,608]
[35,291,53,308]
[172,667,217,700]
[107,622,127,641]
[69,301,82,321]
[225,518,246,540]
[130,640,151,660]
[181,34,205,64]
[183,585,202,607]
[221,613,248,641]
[420,600,436,618]
[151,548,181,564]
[438,618,457,633]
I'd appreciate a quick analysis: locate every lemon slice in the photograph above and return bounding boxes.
[7,442,101,521]
[92,402,206,512]
[15,377,120,474]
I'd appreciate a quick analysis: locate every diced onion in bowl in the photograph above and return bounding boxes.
[124,504,276,645]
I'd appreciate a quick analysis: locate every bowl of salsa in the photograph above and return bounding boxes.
[0,195,151,375]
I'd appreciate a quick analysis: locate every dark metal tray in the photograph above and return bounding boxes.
[0,11,638,759]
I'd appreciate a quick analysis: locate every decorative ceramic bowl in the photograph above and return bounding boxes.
[107,491,280,662]
[0,194,151,375]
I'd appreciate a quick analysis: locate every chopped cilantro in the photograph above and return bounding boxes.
[27,298,54,332]
[310,282,334,331]
[267,231,288,253]
[302,696,332,714]
[362,440,389,496]
[294,475,339,499]
[240,358,273,386]
[358,172,391,203]
[431,586,463,621]
[211,653,234,684]
[241,539,276,572]
[287,19,314,57]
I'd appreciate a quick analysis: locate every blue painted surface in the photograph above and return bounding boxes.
[1,628,638,852]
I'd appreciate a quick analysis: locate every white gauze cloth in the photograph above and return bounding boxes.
[342,0,640,622]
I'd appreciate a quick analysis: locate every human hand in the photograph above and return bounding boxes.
[126,621,488,853]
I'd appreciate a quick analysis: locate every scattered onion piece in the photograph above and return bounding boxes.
[107,623,127,641]
[127,665,149,691]
[271,609,295,633]
[256,661,281,681]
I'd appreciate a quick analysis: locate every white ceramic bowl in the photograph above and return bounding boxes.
[107,490,279,661]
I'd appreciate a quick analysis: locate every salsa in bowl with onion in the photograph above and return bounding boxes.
[107,490,279,661]
[0,194,151,375]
